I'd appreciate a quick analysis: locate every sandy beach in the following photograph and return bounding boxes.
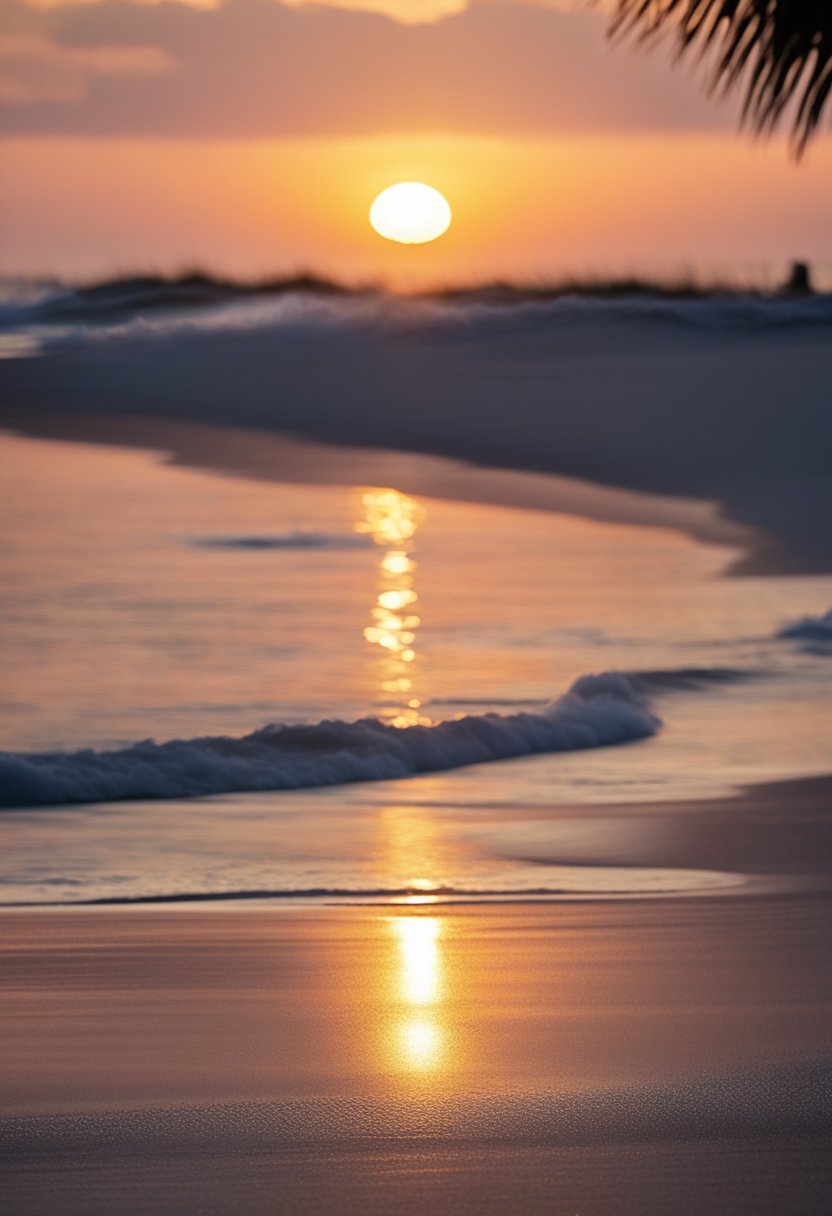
[5,766,832,1216]
[3,0,832,1210]
[3,885,831,1214]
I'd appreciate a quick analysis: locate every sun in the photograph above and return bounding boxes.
[369,182,452,245]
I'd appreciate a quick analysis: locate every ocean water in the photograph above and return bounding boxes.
[0,424,830,906]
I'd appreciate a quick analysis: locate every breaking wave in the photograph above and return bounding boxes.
[0,672,660,809]
[777,607,832,647]
[2,276,832,354]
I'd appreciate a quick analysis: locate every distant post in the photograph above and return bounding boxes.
[783,261,813,295]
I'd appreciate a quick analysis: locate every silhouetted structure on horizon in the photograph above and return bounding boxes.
[783,261,814,295]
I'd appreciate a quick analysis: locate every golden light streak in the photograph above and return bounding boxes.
[357,488,429,728]
[394,915,441,1005]
[391,915,444,1072]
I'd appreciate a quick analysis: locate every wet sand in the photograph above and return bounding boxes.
[2,893,830,1215]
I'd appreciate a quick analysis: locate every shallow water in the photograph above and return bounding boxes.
[0,430,830,904]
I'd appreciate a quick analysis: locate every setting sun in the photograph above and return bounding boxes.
[369,182,452,245]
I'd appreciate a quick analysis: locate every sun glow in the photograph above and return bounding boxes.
[369,182,452,245]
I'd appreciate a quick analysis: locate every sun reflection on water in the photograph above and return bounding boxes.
[391,915,444,1072]
[396,915,441,1004]
[356,488,429,728]
[358,493,451,1075]
[399,1016,441,1069]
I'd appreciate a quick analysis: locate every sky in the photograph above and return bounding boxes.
[1,0,830,285]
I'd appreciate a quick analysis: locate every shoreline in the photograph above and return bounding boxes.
[0,410,751,561]
[2,774,830,910]
[1,289,829,574]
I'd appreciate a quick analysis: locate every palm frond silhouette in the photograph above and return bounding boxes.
[609,1,832,153]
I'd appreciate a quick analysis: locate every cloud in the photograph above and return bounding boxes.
[0,0,735,137]
[0,32,172,102]
[8,0,617,23]
[280,0,471,25]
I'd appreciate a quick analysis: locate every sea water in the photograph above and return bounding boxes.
[0,429,830,905]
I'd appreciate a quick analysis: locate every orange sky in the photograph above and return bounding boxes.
[1,0,830,284]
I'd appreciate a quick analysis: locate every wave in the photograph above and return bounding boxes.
[0,667,752,811]
[623,666,754,691]
[3,277,832,351]
[0,672,659,809]
[777,607,832,648]
[190,531,373,551]
[0,273,349,328]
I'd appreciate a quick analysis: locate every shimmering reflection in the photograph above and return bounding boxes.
[390,915,445,1073]
[396,916,440,1005]
[374,804,463,897]
[399,1017,441,1069]
[356,488,429,728]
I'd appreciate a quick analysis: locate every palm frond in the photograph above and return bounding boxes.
[609,1,832,153]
